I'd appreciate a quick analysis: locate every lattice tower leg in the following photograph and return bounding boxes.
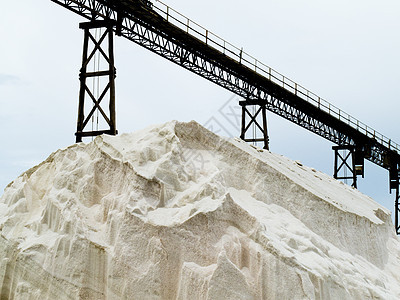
[76,20,117,142]
[333,145,364,188]
[239,101,269,150]
[396,187,400,235]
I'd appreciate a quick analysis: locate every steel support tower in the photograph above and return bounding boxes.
[240,100,269,150]
[76,20,117,142]
[332,145,364,188]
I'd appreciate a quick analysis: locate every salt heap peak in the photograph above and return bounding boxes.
[1,120,400,299]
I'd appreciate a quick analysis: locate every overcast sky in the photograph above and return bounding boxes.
[1,0,399,217]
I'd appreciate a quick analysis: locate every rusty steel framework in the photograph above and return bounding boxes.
[76,20,117,142]
[240,100,269,150]
[51,0,400,233]
[332,145,365,189]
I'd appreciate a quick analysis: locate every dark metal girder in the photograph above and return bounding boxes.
[332,145,364,188]
[76,19,117,142]
[240,101,269,150]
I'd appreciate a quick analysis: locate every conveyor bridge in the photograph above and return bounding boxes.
[51,0,400,233]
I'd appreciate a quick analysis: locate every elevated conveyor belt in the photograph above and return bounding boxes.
[51,0,400,233]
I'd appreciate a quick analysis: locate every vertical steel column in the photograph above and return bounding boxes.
[108,23,117,137]
[76,26,90,142]
[389,160,400,234]
[391,169,400,235]
[239,100,269,150]
[76,20,117,142]
[261,106,269,150]
[396,187,400,234]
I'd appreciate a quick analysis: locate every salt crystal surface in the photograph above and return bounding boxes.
[0,120,399,299]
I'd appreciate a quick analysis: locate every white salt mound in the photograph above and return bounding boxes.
[1,121,400,299]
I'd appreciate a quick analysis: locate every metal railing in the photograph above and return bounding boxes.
[153,0,399,154]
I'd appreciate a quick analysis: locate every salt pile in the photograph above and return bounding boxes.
[0,121,400,299]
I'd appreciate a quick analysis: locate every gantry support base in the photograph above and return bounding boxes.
[333,145,364,189]
[239,100,269,150]
[76,20,117,143]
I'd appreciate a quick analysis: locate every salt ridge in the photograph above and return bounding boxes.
[0,120,399,299]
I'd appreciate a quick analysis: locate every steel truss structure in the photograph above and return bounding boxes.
[239,101,269,150]
[51,0,400,233]
[76,20,117,142]
[332,145,364,188]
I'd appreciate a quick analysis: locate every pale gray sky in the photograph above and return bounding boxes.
[1,0,399,216]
